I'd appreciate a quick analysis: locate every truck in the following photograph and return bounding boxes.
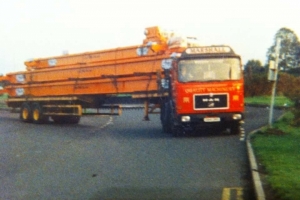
[0,26,244,136]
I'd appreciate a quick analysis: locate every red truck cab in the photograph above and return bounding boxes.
[161,46,244,136]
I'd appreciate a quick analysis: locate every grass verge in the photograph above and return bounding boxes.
[251,112,300,200]
[0,93,7,99]
[245,96,293,107]
[0,93,8,108]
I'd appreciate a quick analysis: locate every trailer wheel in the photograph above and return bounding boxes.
[66,116,81,124]
[51,116,63,124]
[20,103,32,123]
[51,116,80,124]
[32,103,48,124]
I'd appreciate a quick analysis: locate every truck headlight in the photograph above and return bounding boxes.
[233,114,242,120]
[181,116,191,122]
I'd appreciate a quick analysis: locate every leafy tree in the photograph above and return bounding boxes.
[244,73,271,97]
[267,28,300,71]
[244,59,270,97]
[286,67,300,76]
[244,59,264,78]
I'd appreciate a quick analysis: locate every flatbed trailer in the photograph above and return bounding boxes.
[0,26,244,136]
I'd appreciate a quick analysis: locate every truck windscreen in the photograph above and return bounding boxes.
[178,58,241,82]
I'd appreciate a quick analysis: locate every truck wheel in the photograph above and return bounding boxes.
[230,122,241,135]
[161,102,172,133]
[172,126,181,137]
[32,103,48,124]
[20,103,32,123]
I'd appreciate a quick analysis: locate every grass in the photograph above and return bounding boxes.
[0,93,7,99]
[245,95,293,107]
[252,112,300,200]
[0,93,8,108]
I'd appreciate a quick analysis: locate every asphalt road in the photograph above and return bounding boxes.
[0,106,283,200]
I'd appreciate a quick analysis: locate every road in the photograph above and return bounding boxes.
[0,106,283,200]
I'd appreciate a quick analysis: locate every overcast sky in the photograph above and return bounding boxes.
[0,0,299,74]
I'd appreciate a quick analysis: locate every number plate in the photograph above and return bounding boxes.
[204,117,220,122]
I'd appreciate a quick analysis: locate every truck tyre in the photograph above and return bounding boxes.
[230,122,241,135]
[32,103,48,124]
[161,102,172,133]
[20,103,32,123]
[163,101,187,137]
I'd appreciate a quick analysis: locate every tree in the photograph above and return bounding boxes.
[267,28,300,71]
[244,60,271,97]
[244,59,264,78]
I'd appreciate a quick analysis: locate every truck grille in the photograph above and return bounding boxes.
[194,93,228,110]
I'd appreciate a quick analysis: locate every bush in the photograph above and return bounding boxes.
[244,73,272,97]
[279,74,300,126]
[245,72,300,126]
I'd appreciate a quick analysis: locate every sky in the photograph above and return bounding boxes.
[0,0,299,74]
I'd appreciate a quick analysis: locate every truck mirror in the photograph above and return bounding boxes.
[161,59,172,70]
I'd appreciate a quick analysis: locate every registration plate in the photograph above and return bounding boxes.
[204,117,221,122]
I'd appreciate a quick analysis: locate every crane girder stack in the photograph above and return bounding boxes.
[2,26,183,98]
[25,26,170,71]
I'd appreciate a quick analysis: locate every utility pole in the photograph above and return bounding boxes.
[268,38,281,127]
